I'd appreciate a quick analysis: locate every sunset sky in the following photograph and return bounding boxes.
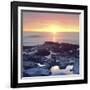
[22,11,80,33]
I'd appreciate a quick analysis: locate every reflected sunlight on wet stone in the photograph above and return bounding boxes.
[50,66,61,75]
[50,65,73,75]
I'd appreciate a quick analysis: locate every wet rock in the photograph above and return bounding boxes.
[23,72,30,77]
[44,41,60,47]
[23,61,38,69]
[35,49,50,56]
[73,58,79,74]
[23,54,30,61]
[58,62,67,69]
[42,62,52,69]
[24,67,51,76]
[23,41,79,76]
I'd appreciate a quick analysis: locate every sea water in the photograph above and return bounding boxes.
[23,32,79,46]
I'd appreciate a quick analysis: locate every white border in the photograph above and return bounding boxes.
[18,6,84,83]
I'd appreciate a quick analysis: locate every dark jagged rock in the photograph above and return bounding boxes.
[35,49,50,56]
[23,54,44,63]
[58,63,67,69]
[23,41,79,76]
[23,61,38,69]
[23,54,30,61]
[57,59,68,69]
[60,43,79,50]
[42,62,51,69]
[24,67,51,77]
[44,41,60,46]
[73,59,79,74]
[23,72,30,77]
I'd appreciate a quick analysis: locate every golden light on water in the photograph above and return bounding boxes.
[52,34,56,42]
[52,32,57,42]
[49,25,60,42]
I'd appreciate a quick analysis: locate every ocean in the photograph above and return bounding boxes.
[23,32,79,46]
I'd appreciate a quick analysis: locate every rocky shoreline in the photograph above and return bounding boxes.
[22,41,79,77]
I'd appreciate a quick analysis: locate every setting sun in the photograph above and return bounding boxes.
[49,25,60,34]
[23,24,79,32]
[23,12,80,32]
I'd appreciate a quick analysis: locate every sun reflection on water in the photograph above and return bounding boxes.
[52,32,57,42]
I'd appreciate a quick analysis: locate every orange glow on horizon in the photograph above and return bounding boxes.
[23,12,80,32]
[24,24,79,32]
